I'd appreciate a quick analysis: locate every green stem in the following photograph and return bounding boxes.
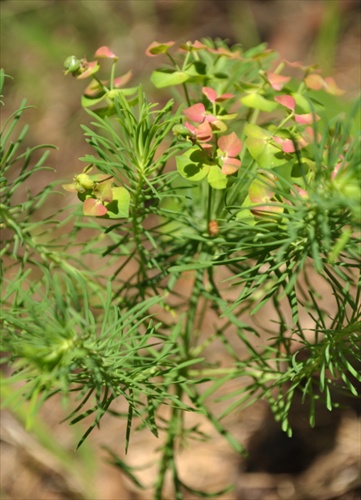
[157,234,207,497]
[188,367,238,377]
[249,107,260,126]
[193,295,209,348]
[154,384,183,500]
[166,48,191,106]
[207,183,213,228]
[93,75,109,93]
[182,82,191,107]
[183,267,204,353]
[109,59,117,90]
[131,167,148,299]
[180,50,192,107]
[154,267,205,497]
[272,112,295,134]
[273,62,285,74]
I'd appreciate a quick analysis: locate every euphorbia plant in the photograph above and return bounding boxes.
[1,39,360,499]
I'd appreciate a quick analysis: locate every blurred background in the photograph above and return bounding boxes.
[1,1,360,499]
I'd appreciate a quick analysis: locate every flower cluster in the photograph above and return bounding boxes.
[62,166,130,219]
[64,46,133,111]
[145,39,347,215]
[172,86,242,190]
[63,41,352,222]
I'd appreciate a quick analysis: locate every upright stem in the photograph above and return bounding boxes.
[154,384,183,500]
[109,60,117,89]
[155,263,204,498]
[182,82,191,107]
[207,183,213,228]
[184,267,204,353]
[166,49,192,107]
[132,164,148,299]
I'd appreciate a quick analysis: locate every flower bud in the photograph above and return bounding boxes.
[172,124,191,138]
[64,56,82,75]
[76,173,95,191]
[208,220,219,236]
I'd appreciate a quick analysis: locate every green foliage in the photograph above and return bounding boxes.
[1,39,360,499]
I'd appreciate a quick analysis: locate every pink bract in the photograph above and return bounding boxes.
[275,94,296,111]
[323,77,345,95]
[218,132,242,157]
[94,46,118,60]
[113,71,133,88]
[76,61,100,80]
[218,132,242,174]
[295,113,320,125]
[179,40,208,51]
[83,198,108,216]
[208,47,243,59]
[304,74,345,95]
[185,121,213,142]
[183,103,217,123]
[267,73,290,91]
[293,185,309,199]
[202,87,234,103]
[273,135,308,153]
[221,157,241,175]
[273,136,296,153]
[283,60,318,72]
[145,41,175,57]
